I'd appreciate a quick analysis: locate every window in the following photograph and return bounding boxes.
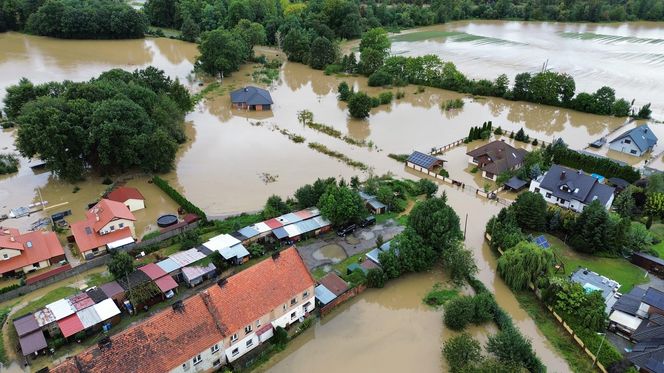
[193,354,202,366]
[291,312,296,319]
[92,248,99,253]
[110,225,115,231]
[3,254,7,259]
[211,344,219,353]
[231,333,238,342]
[256,319,261,328]
[182,362,190,371]
[213,359,221,367]
[232,348,239,356]
[291,298,297,305]
[119,223,124,228]
[33,263,40,269]
[283,304,286,311]
[303,291,309,299]
[245,325,252,334]
[534,187,540,193]
[246,339,253,348]
[303,301,311,310]
[630,149,637,154]
[545,193,552,198]
[624,139,631,144]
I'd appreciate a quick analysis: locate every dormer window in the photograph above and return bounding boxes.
[560,185,570,193]
[574,188,579,194]
[624,139,631,144]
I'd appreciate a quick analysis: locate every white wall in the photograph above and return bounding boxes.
[609,138,643,157]
[124,199,145,212]
[481,171,496,181]
[21,260,50,273]
[272,296,315,329]
[99,219,135,237]
[169,340,226,373]
[0,248,21,260]
[225,332,260,363]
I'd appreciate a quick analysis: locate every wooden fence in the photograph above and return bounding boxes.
[429,130,552,156]
[485,233,608,373]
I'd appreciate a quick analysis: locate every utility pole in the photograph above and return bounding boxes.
[463,213,468,239]
[36,187,53,227]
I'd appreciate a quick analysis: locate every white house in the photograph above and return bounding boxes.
[106,187,145,212]
[70,199,136,257]
[609,125,658,157]
[530,164,615,212]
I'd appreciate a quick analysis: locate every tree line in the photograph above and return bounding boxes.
[0,0,147,38]
[2,67,192,181]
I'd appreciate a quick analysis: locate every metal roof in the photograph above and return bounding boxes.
[93,299,121,322]
[100,281,124,299]
[644,287,664,311]
[182,264,216,282]
[57,314,85,338]
[366,248,382,265]
[315,284,336,305]
[169,248,207,267]
[203,234,241,252]
[139,263,168,280]
[610,125,658,152]
[77,306,102,329]
[85,287,108,303]
[238,226,260,239]
[609,310,643,331]
[34,308,56,327]
[19,330,47,356]
[156,258,181,273]
[407,151,444,169]
[252,222,272,234]
[46,299,76,321]
[504,176,528,190]
[313,216,331,227]
[272,227,289,239]
[155,275,178,293]
[13,314,40,337]
[277,212,303,225]
[219,243,250,260]
[570,268,620,304]
[68,293,95,311]
[230,86,273,106]
[284,224,301,238]
[107,236,135,249]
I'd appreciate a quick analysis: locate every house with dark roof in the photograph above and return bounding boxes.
[70,199,136,258]
[529,164,616,212]
[406,151,445,173]
[106,186,145,212]
[358,191,387,214]
[230,86,273,111]
[51,247,314,372]
[632,252,664,279]
[628,338,664,373]
[610,287,664,339]
[0,227,65,277]
[466,140,528,181]
[610,125,658,157]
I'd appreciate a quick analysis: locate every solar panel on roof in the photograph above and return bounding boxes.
[407,151,441,169]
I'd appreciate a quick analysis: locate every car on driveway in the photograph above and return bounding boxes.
[360,215,376,228]
[336,224,357,237]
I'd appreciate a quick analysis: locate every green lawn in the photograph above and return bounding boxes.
[14,287,78,317]
[545,233,647,293]
[312,252,366,280]
[86,272,113,288]
[0,307,9,364]
[648,223,664,257]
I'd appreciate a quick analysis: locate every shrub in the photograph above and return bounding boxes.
[152,176,207,221]
[444,296,475,330]
[0,283,21,294]
[367,268,387,288]
[378,91,393,105]
[347,92,373,119]
[531,138,538,146]
[324,64,342,75]
[395,90,405,99]
[273,326,289,349]
[443,333,482,373]
[370,96,381,108]
[337,81,352,101]
[0,154,19,175]
[388,153,409,162]
[494,126,503,135]
[441,98,464,111]
[439,168,449,177]
[423,284,458,307]
[368,70,392,86]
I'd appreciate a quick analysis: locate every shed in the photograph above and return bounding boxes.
[504,176,528,191]
[203,234,241,253]
[238,226,260,240]
[632,252,664,276]
[609,310,643,335]
[608,177,631,191]
[116,270,152,291]
[346,263,367,275]
[138,263,168,280]
[13,314,40,337]
[156,258,181,274]
[77,307,102,329]
[361,259,380,271]
[93,299,121,322]
[68,293,95,311]
[182,264,216,287]
[315,284,337,306]
[230,86,273,111]
[170,248,207,267]
[219,243,250,265]
[406,151,445,172]
[107,236,135,250]
[46,299,76,321]
[106,187,145,212]
[57,314,85,338]
[319,273,349,297]
[272,227,289,240]
[19,331,47,356]
[154,275,178,294]
[84,287,108,304]
[100,281,125,301]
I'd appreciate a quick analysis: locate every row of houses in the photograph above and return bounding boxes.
[52,247,314,373]
[0,227,65,278]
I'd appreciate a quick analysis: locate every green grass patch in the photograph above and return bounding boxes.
[648,223,664,257]
[212,213,263,235]
[141,230,161,240]
[390,30,465,42]
[515,291,596,373]
[14,287,78,317]
[86,272,112,288]
[308,142,369,171]
[423,283,458,307]
[0,307,9,364]
[546,233,647,293]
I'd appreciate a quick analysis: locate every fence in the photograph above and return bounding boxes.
[429,131,552,157]
[114,221,200,254]
[319,284,367,317]
[430,139,465,155]
[485,233,608,373]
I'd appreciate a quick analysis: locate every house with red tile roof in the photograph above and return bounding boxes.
[70,199,136,258]
[51,247,315,372]
[0,227,65,277]
[106,187,145,212]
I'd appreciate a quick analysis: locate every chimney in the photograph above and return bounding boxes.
[560,171,566,180]
[95,214,100,222]
[217,278,227,287]
[272,251,280,260]
[9,236,15,242]
[98,336,112,350]
[172,300,184,312]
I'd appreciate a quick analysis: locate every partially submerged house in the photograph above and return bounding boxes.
[106,187,145,212]
[0,227,65,277]
[466,140,528,181]
[609,125,658,157]
[406,151,445,173]
[70,199,136,258]
[230,86,273,111]
[52,247,315,372]
[570,268,620,314]
[529,164,616,212]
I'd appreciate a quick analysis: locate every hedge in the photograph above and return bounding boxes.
[0,283,20,295]
[152,176,207,222]
[552,147,640,183]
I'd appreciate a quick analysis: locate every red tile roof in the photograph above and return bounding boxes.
[319,272,349,296]
[57,314,85,338]
[0,227,24,251]
[106,187,144,203]
[0,229,65,275]
[87,199,136,232]
[206,247,314,334]
[138,263,167,280]
[70,223,132,253]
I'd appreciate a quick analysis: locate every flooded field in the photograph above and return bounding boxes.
[387,20,664,118]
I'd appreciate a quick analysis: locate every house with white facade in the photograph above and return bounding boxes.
[0,227,65,277]
[106,187,145,212]
[70,199,136,258]
[529,164,615,212]
[609,125,658,157]
[51,247,315,373]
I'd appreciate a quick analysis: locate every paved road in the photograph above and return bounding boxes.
[296,220,404,270]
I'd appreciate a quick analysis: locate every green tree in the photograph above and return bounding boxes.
[3,78,37,119]
[180,15,200,42]
[511,191,547,231]
[442,333,482,373]
[647,174,664,194]
[442,245,478,285]
[444,296,475,330]
[391,229,436,273]
[337,81,353,101]
[486,327,541,372]
[308,36,338,70]
[281,27,310,63]
[367,268,387,288]
[263,195,291,219]
[347,92,372,119]
[144,0,177,27]
[569,200,612,254]
[378,248,401,279]
[407,196,463,256]
[496,241,553,290]
[197,28,250,76]
[318,185,365,226]
[613,188,636,218]
[233,19,267,47]
[108,252,135,279]
[625,222,653,254]
[645,192,664,219]
[294,177,336,208]
[359,27,390,75]
[416,179,438,198]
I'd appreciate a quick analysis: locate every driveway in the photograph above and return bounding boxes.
[296,219,404,270]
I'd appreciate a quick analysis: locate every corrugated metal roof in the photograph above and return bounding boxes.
[219,244,250,260]
[366,248,381,265]
[107,236,135,249]
[170,248,207,267]
[100,281,124,298]
[294,209,314,219]
[139,263,168,280]
[313,216,331,227]
[68,293,95,311]
[46,299,76,321]
[315,284,336,305]
[295,219,319,235]
[272,227,289,239]
[156,258,181,273]
[155,276,178,293]
[34,308,56,327]
[238,226,260,239]
[203,234,241,252]
[284,224,302,238]
[182,264,216,282]
[94,299,121,322]
[57,314,85,338]
[252,222,272,234]
[277,213,303,225]
[77,306,102,329]
[264,218,283,229]
[19,330,47,356]
[13,314,40,337]
[610,310,643,331]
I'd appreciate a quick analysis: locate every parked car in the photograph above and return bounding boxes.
[360,215,376,228]
[336,224,357,237]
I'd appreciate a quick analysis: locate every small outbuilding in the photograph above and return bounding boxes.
[406,151,445,173]
[503,176,528,192]
[106,187,145,212]
[632,252,664,278]
[230,86,273,111]
[181,263,216,287]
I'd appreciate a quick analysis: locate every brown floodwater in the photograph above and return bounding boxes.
[385,20,664,118]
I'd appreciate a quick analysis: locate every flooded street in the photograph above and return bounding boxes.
[0,21,659,371]
[388,20,664,117]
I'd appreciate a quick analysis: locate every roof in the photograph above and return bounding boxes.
[318,272,349,297]
[634,252,664,266]
[264,218,283,229]
[570,268,620,303]
[154,275,178,293]
[106,187,145,203]
[467,140,528,175]
[608,177,631,189]
[169,248,206,267]
[68,293,95,311]
[633,314,664,342]
[85,287,108,304]
[182,263,216,282]
[277,212,303,225]
[138,263,167,280]
[87,199,136,232]
[609,310,643,331]
[13,314,40,337]
[504,176,528,190]
[0,229,65,275]
[252,222,272,234]
[55,292,226,373]
[100,281,124,299]
[407,151,445,169]
[47,299,76,321]
[156,258,181,273]
[538,164,615,206]
[230,86,273,106]
[365,240,392,265]
[613,287,647,316]
[93,299,121,321]
[361,259,380,271]
[347,262,367,274]
[644,287,664,311]
[57,314,85,338]
[628,338,664,373]
[237,226,260,239]
[204,234,241,252]
[34,307,56,327]
[19,330,47,356]
[106,236,135,250]
[70,219,133,253]
[116,270,152,291]
[610,125,658,152]
[219,243,250,260]
[273,227,289,239]
[206,247,314,334]
[77,306,102,329]
[315,284,336,305]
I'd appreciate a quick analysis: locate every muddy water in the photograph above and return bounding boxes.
[387,20,664,118]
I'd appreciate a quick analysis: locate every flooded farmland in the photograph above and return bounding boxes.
[1,20,662,372]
